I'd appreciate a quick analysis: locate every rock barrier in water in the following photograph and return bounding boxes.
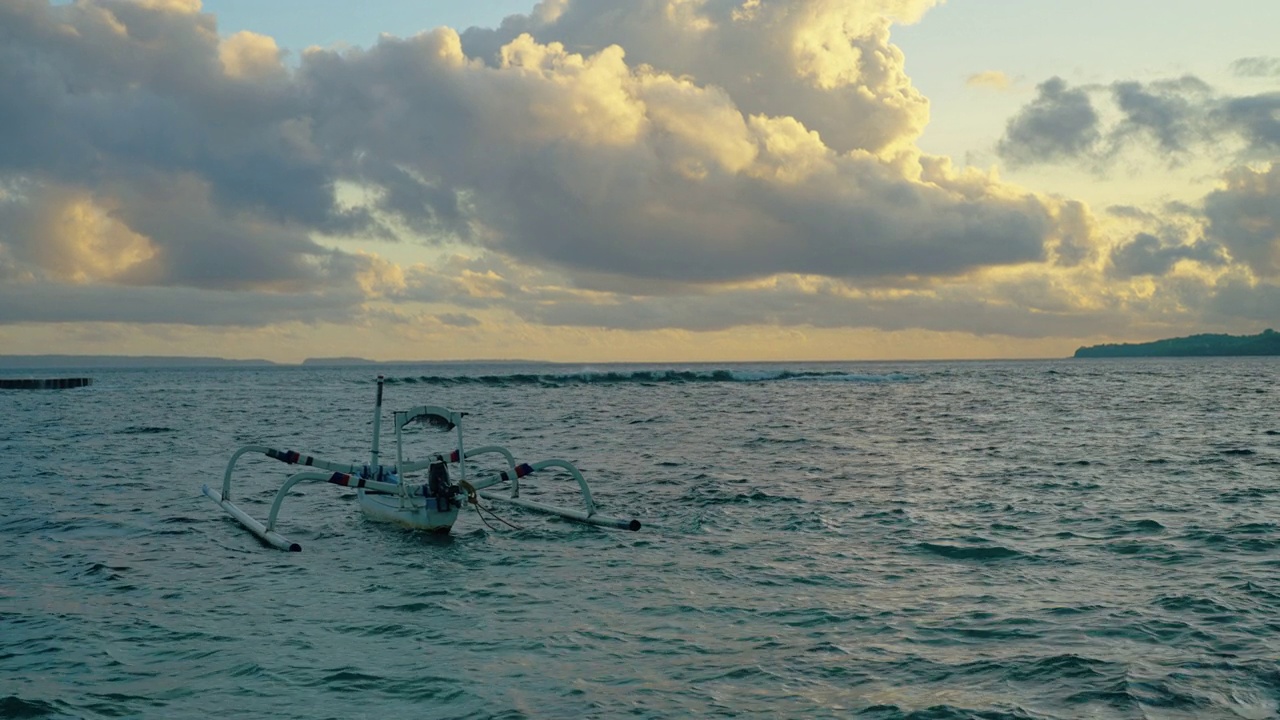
[0,377,93,389]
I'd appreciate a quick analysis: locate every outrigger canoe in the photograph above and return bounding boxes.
[203,375,639,551]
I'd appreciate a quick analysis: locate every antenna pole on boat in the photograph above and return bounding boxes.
[455,418,466,484]
[370,375,384,471]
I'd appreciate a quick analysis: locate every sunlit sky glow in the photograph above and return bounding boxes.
[3,0,1279,362]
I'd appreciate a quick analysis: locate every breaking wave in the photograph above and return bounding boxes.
[382,369,911,387]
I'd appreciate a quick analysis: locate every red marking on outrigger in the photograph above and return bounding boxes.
[268,448,304,465]
[499,463,535,482]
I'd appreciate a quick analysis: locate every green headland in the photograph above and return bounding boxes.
[1074,329,1280,358]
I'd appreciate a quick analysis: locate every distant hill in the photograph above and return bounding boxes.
[300,357,378,366]
[1074,329,1280,358]
[0,355,277,369]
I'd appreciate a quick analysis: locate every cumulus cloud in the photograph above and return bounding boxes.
[997,77,1101,166]
[1108,232,1226,278]
[460,0,941,155]
[1110,76,1212,154]
[1205,276,1280,324]
[218,30,285,79]
[295,9,1060,286]
[998,73,1276,167]
[1203,162,1280,279]
[1214,93,1280,156]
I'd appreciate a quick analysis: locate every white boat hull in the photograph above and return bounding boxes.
[357,489,459,532]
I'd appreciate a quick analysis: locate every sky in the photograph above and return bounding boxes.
[1,0,1278,362]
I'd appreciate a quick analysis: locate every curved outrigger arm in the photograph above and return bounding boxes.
[204,468,403,552]
[468,457,641,532]
[220,445,359,502]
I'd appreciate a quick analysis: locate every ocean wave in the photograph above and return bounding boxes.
[0,695,72,720]
[381,368,911,387]
[857,702,1038,719]
[916,541,1026,561]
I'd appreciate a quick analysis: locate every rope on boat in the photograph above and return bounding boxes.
[460,479,523,532]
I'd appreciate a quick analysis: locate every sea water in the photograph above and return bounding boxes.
[1,359,1277,719]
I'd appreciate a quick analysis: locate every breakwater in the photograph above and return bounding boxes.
[0,377,92,389]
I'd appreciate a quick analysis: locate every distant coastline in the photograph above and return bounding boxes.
[0,355,538,370]
[1074,329,1280,358]
[0,355,277,370]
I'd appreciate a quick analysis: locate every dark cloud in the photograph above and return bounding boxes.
[436,312,480,327]
[1049,200,1094,266]
[0,2,309,209]
[502,277,1128,340]
[1163,201,1201,217]
[0,283,361,325]
[1110,76,1211,154]
[392,252,1123,339]
[1205,277,1280,323]
[1230,57,1280,78]
[1109,232,1226,278]
[999,74,1279,167]
[1106,205,1156,221]
[0,0,383,297]
[1203,162,1280,279]
[1214,93,1280,155]
[997,77,1101,165]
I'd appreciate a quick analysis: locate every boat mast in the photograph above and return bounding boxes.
[370,375,384,471]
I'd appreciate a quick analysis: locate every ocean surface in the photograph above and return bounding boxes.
[1,358,1278,719]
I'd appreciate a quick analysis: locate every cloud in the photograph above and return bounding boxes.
[460,0,942,155]
[1105,205,1157,222]
[300,23,1061,284]
[1110,76,1212,154]
[437,312,480,327]
[997,77,1101,165]
[1214,93,1280,156]
[1205,276,1280,324]
[0,185,156,284]
[218,30,285,79]
[0,175,370,291]
[966,70,1011,90]
[997,73,1275,167]
[1230,56,1280,78]
[1108,232,1226,278]
[1203,162,1280,279]
[0,0,381,295]
[0,282,362,325]
[386,250,1133,341]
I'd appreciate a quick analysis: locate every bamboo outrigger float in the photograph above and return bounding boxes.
[203,376,639,551]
